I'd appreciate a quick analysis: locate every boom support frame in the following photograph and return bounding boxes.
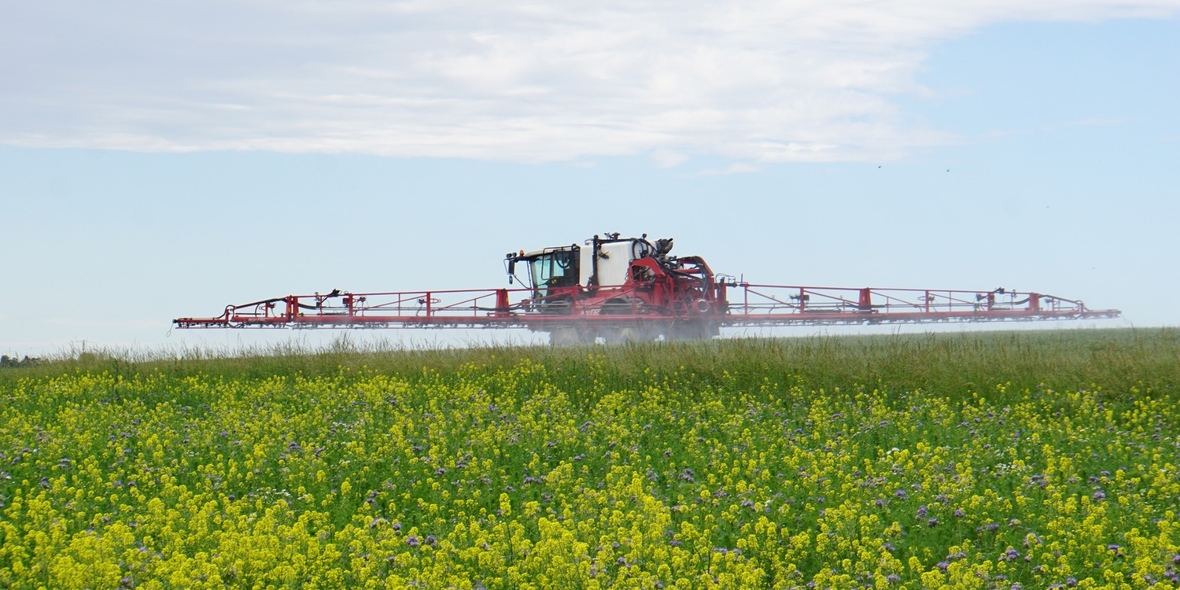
[174,283,1119,332]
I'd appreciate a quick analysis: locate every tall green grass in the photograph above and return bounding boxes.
[6,328,1176,403]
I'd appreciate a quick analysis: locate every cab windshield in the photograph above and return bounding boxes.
[528,250,579,297]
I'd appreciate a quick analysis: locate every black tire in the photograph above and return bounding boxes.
[609,326,652,344]
[550,327,584,346]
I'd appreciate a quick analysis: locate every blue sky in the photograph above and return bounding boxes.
[2,4,1177,354]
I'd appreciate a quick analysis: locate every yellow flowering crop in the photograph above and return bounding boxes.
[1,331,1178,588]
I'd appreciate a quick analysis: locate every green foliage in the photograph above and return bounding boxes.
[0,355,40,370]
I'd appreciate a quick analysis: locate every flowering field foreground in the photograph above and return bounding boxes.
[1,330,1179,589]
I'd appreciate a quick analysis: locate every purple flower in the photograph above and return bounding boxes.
[406,535,420,547]
[954,508,965,518]
[927,518,939,527]
[1066,577,1078,587]
[916,505,928,518]
[875,498,886,508]
[1092,491,1106,501]
[937,561,949,571]
[886,574,901,584]
[1107,544,1121,553]
[894,490,908,500]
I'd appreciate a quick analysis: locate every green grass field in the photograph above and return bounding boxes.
[1,328,1178,589]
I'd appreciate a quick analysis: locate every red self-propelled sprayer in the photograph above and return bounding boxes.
[173,233,1120,344]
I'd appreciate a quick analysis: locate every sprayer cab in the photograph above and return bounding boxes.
[506,245,580,298]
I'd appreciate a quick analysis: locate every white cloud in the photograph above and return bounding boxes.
[652,149,689,168]
[1,0,1176,162]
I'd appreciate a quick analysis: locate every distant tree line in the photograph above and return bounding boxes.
[0,355,41,368]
